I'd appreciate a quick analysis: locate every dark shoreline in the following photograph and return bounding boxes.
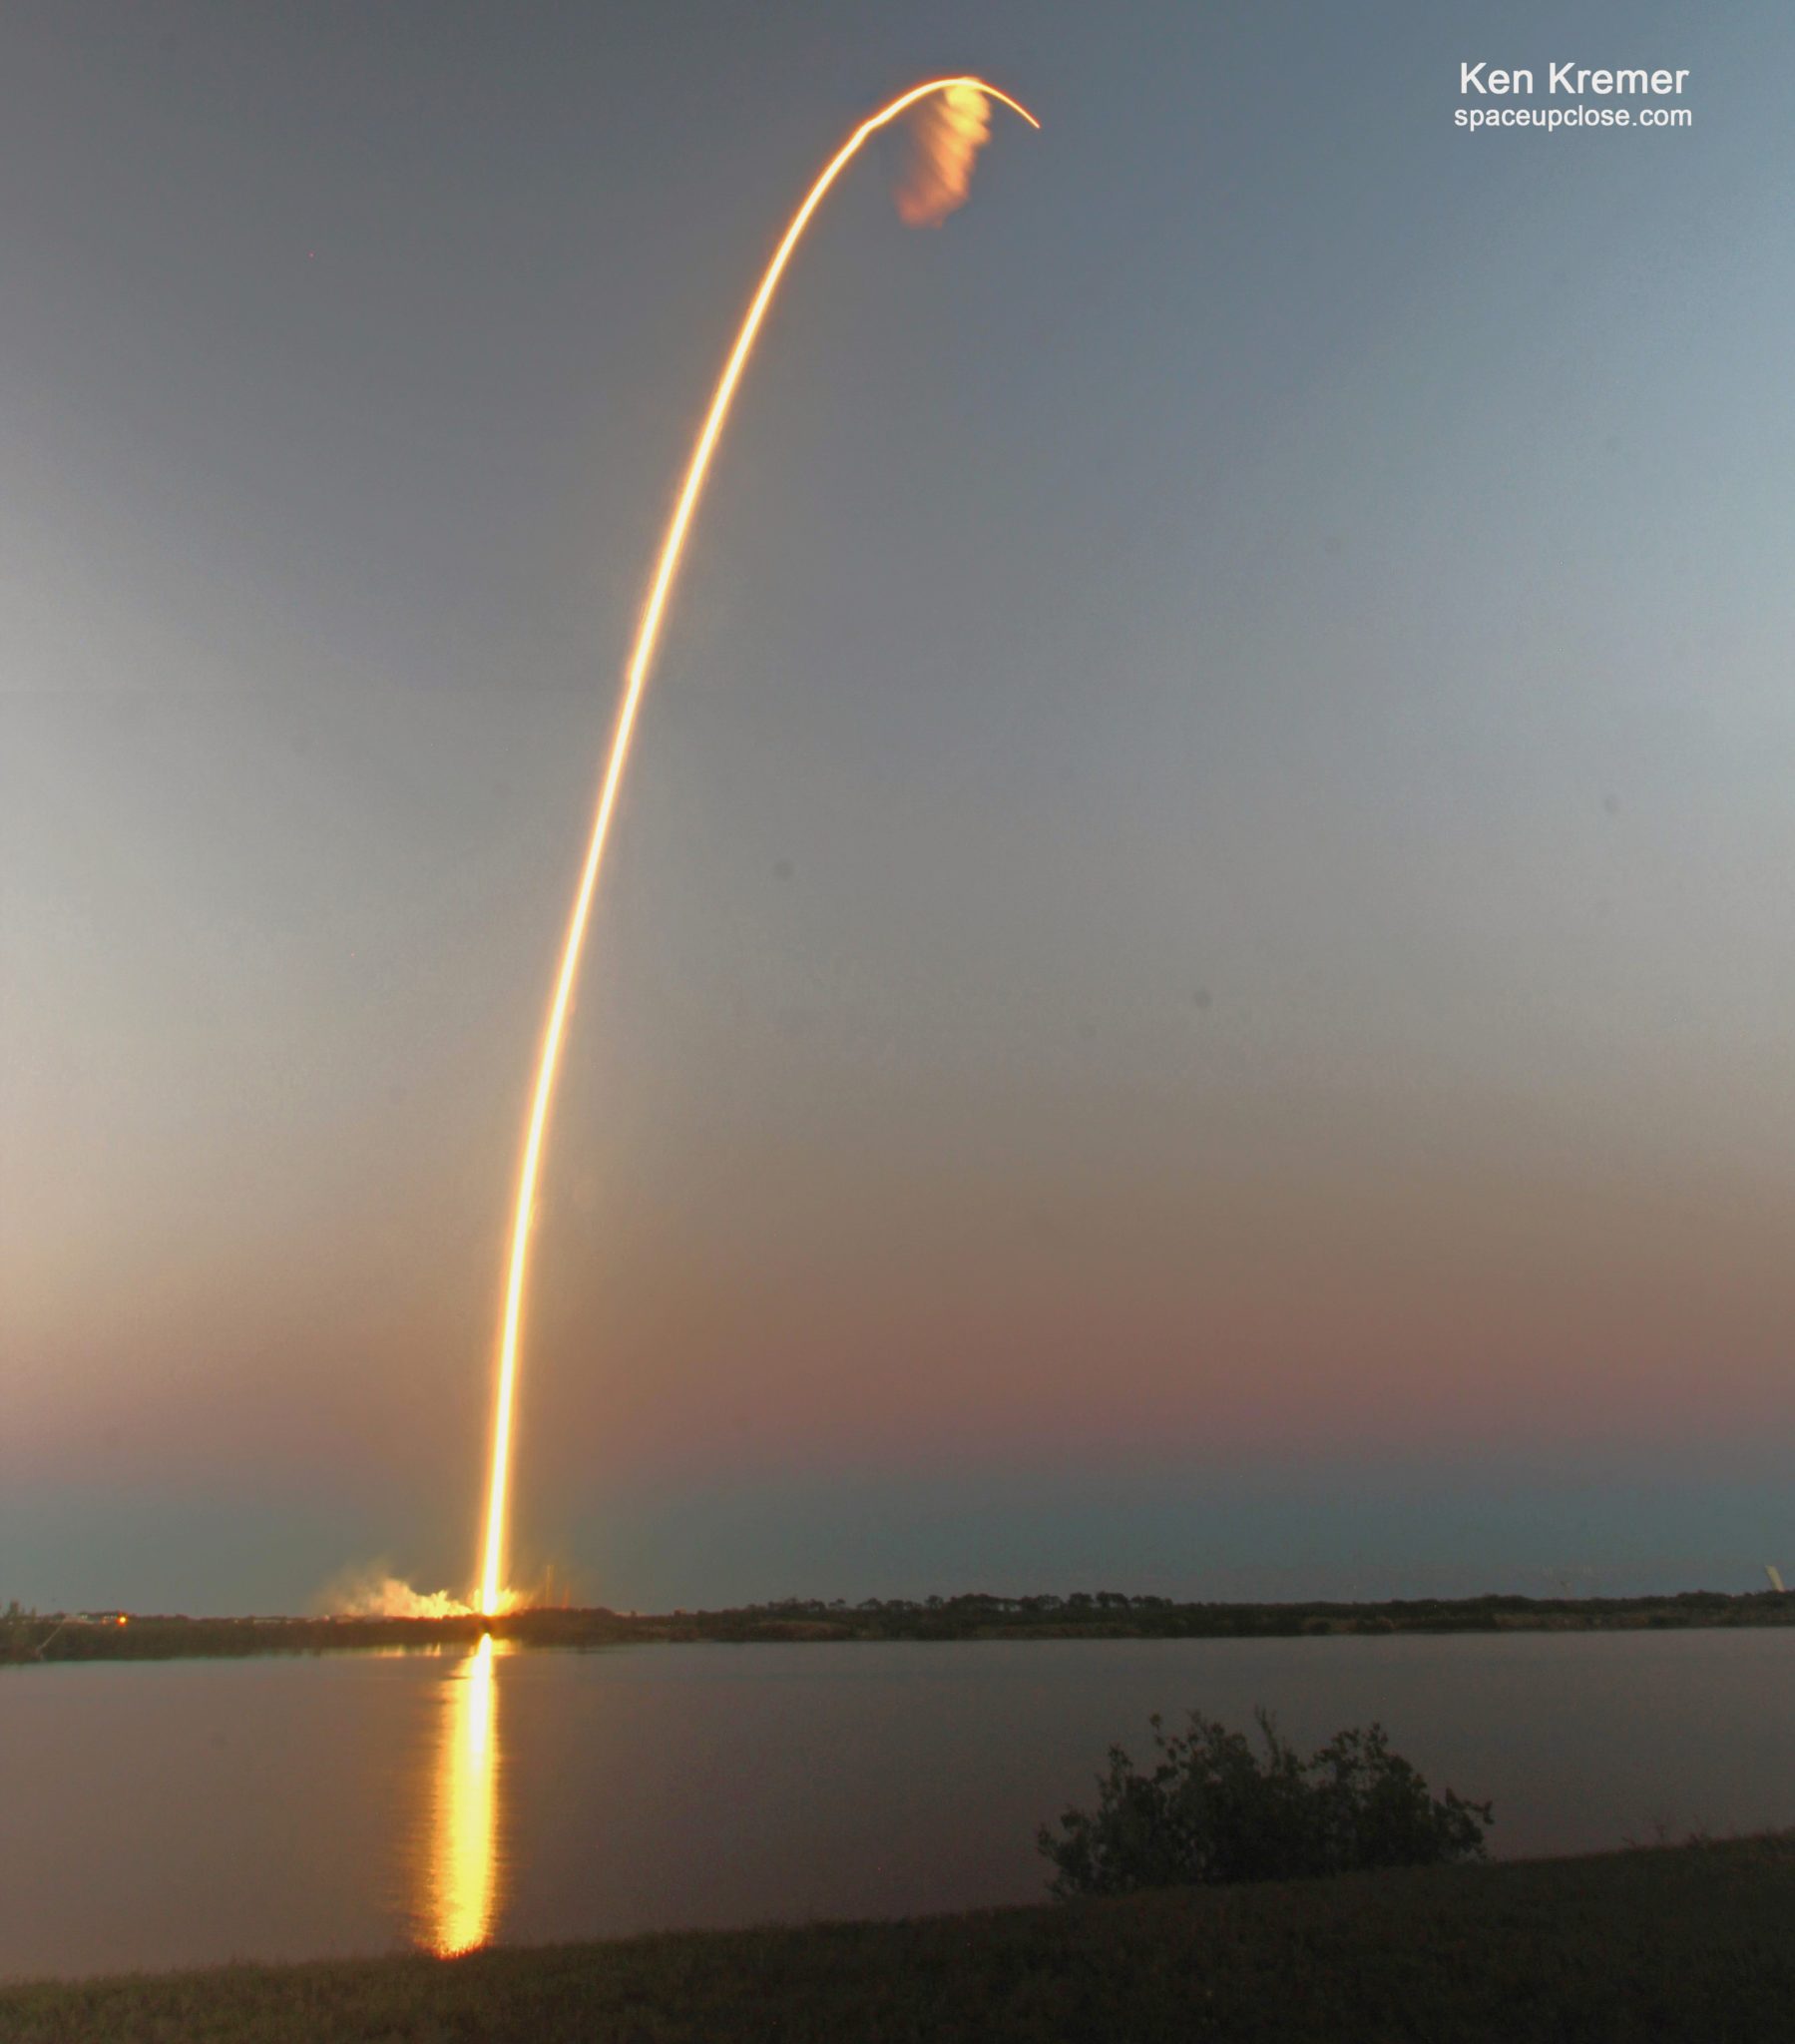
[6,1588,1792,1664]
[5,1834,1794,2039]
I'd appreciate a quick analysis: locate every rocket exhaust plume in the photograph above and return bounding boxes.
[896,81,994,227]
[476,78,1039,1619]
[322,1567,472,1619]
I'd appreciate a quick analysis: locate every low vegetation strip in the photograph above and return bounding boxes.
[5,1588,1793,1664]
[5,1834,1793,2043]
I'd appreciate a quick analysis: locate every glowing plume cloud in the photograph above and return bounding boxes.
[324,1566,470,1620]
[896,80,995,226]
[476,77,1040,1618]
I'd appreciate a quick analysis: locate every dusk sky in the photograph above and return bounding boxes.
[5,0,1793,1614]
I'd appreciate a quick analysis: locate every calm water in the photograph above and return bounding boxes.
[4,1630,1793,1981]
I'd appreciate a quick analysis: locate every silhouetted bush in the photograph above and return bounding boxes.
[1039,1708,1492,1896]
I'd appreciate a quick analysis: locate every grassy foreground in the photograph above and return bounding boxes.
[5,1835,1794,2043]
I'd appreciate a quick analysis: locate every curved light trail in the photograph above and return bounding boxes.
[478,77,1040,1617]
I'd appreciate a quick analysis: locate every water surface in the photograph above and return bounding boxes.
[4,1629,1792,1980]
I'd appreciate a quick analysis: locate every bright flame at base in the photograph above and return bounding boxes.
[322,1569,536,1619]
[474,76,1039,1619]
[423,1635,503,1957]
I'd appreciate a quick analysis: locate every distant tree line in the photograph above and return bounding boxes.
[5,1586,1788,1664]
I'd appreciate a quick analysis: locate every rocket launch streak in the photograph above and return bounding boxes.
[477,78,1039,1618]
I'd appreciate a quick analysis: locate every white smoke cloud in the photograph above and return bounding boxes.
[895,83,993,228]
[319,1566,471,1619]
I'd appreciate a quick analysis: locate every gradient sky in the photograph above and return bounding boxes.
[5,0,1794,1613]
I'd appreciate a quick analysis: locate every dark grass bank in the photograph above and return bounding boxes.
[5,1833,1793,2043]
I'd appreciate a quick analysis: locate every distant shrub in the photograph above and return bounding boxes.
[1039,1708,1492,1897]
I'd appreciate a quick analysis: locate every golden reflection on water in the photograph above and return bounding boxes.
[419,1634,506,1956]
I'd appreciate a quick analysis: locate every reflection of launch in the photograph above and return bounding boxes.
[423,1636,503,1956]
